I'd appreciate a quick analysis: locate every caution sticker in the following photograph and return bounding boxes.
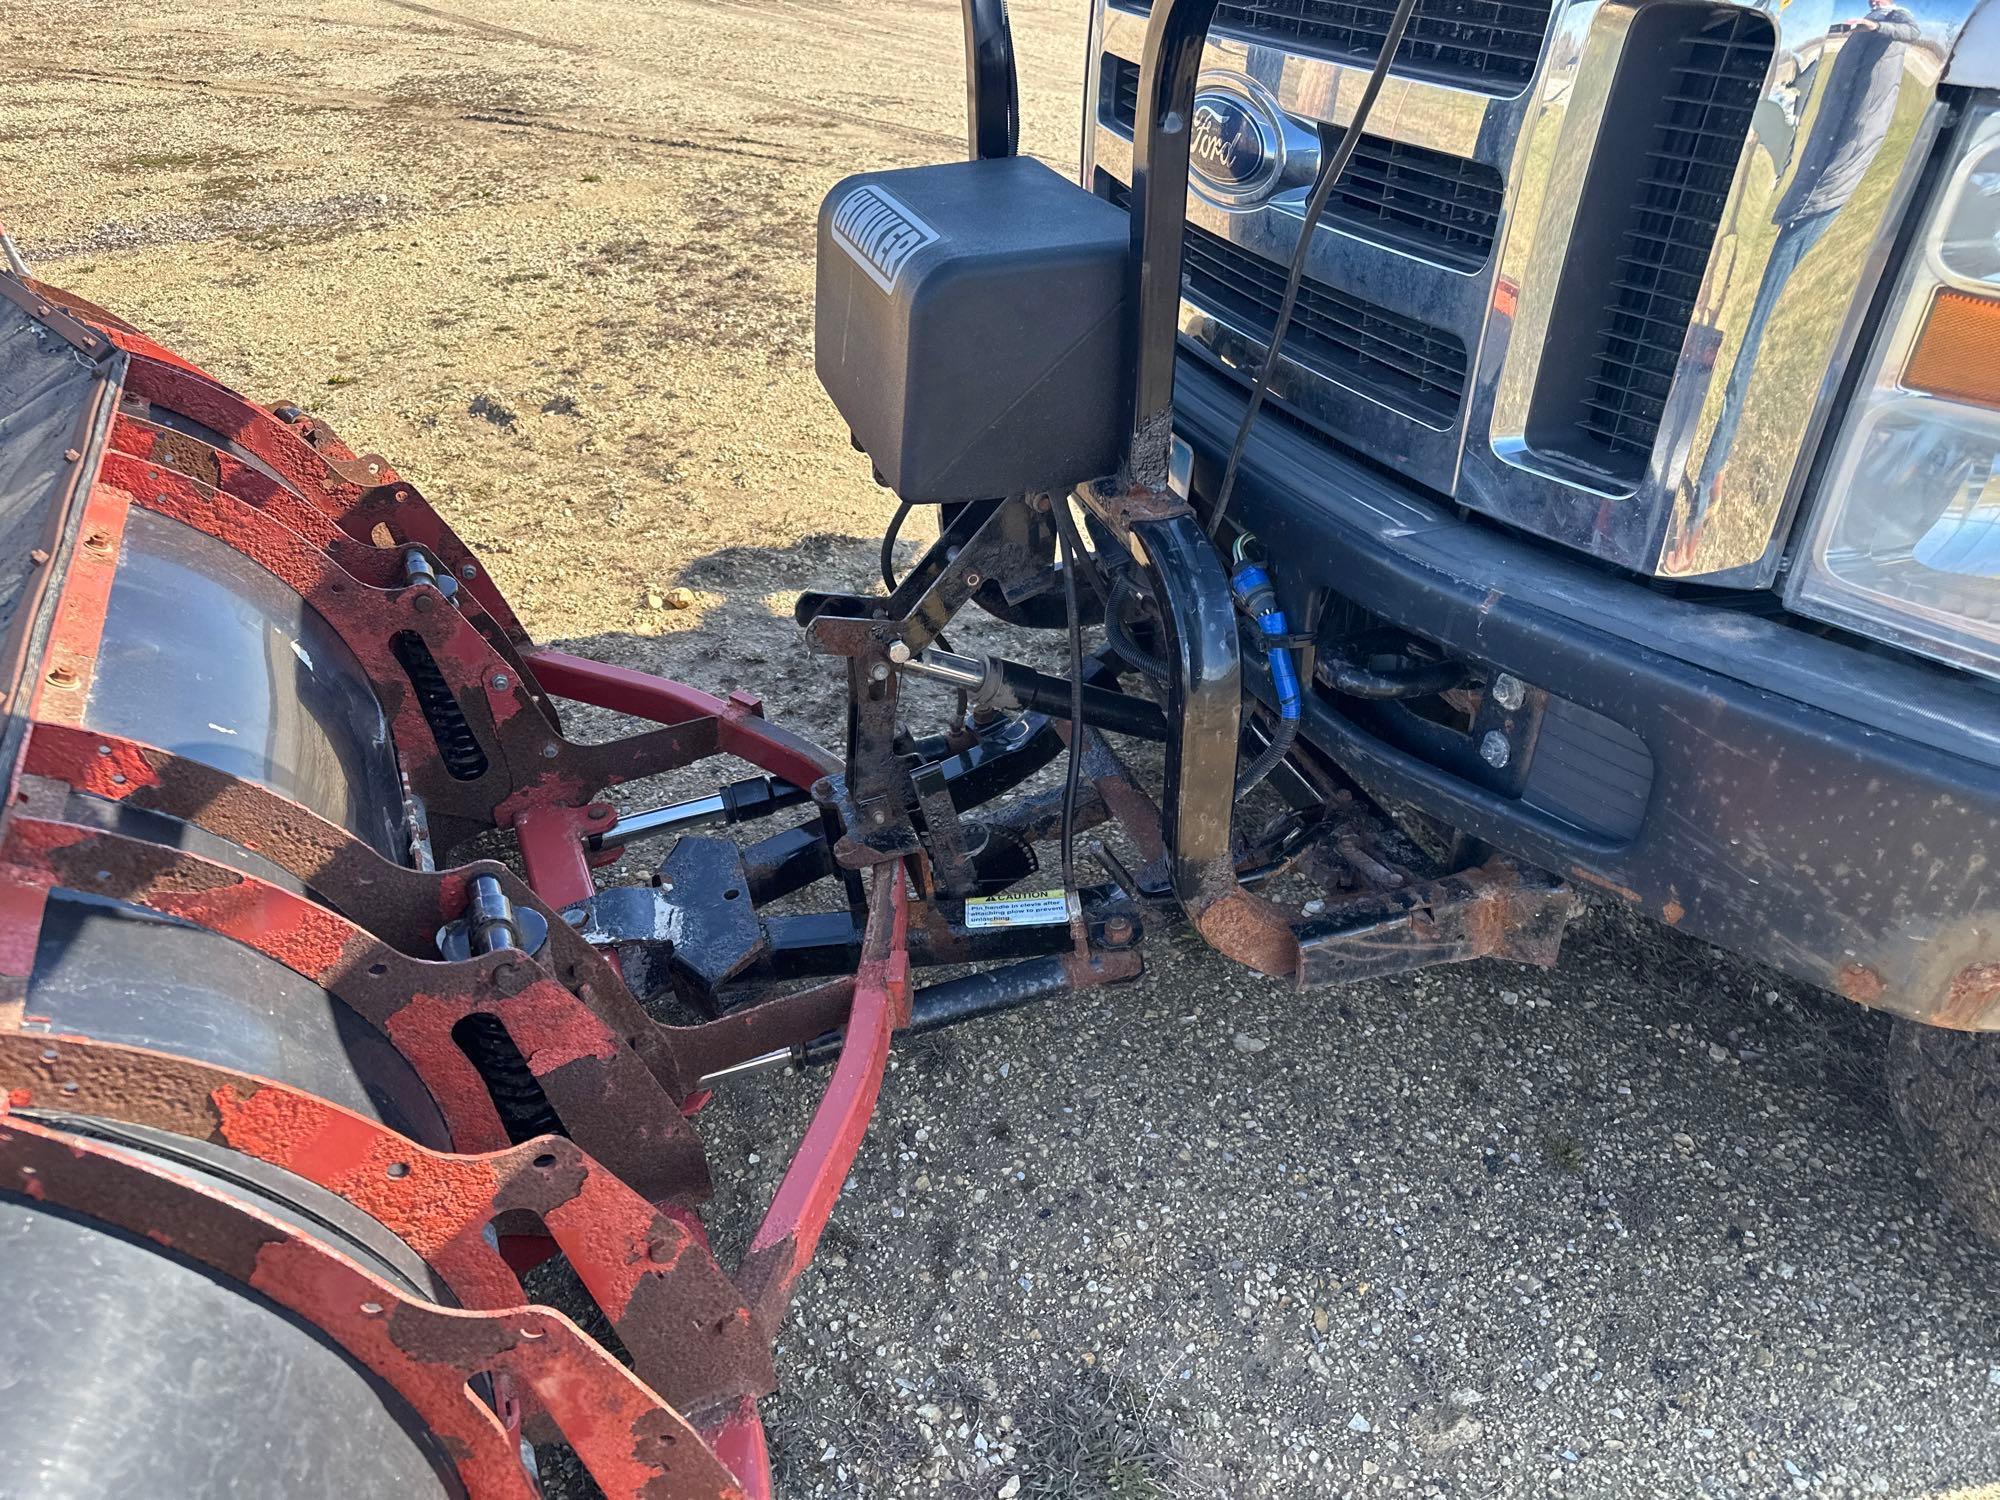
[963,889,1078,930]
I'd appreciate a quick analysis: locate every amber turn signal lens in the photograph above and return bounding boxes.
[1903,288,2000,409]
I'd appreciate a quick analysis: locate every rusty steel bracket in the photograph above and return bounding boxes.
[19,722,698,1096]
[0,1032,775,1415]
[0,1111,746,1500]
[17,720,916,1095]
[1291,857,1573,988]
[1073,474,1195,540]
[0,807,712,1203]
[799,497,1054,874]
[27,480,128,728]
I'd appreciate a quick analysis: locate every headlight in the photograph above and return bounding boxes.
[1787,100,2000,681]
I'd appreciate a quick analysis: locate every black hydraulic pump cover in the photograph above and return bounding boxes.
[815,157,1132,503]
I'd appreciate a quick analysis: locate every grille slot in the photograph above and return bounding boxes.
[1527,6,1774,482]
[1318,129,1502,269]
[1113,0,1555,94]
[1104,176,1467,425]
[1103,58,1501,269]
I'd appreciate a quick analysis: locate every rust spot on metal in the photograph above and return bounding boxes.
[1190,889,1300,978]
[1835,963,1886,1004]
[1569,865,1641,904]
[1938,961,2000,1029]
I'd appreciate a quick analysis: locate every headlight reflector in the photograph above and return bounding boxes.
[1787,101,2000,681]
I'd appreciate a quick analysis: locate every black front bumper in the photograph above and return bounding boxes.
[1175,360,2000,1028]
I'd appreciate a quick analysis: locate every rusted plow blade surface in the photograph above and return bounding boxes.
[0,274,917,1499]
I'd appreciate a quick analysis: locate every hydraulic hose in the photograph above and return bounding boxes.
[1315,652,1467,700]
[1229,536,1302,797]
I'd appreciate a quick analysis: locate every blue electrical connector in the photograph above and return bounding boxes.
[1229,535,1301,722]
[1226,533,1301,796]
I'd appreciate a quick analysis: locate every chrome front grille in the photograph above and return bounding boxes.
[1566,9,1776,475]
[1104,177,1469,423]
[1103,58,1502,269]
[1112,0,1556,92]
[1089,0,1957,579]
[1314,130,1504,271]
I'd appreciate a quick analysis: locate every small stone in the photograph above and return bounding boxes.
[1313,1307,1329,1335]
[644,589,665,610]
[997,1479,1021,1499]
[665,586,696,609]
[1708,1041,1730,1062]
[1232,1032,1270,1054]
[1348,1414,1372,1434]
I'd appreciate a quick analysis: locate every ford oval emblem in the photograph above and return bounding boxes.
[1189,90,1276,197]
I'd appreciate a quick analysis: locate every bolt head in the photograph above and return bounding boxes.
[1490,673,1527,712]
[869,662,890,682]
[491,673,510,691]
[541,742,559,759]
[887,641,911,664]
[1479,730,1511,769]
[963,572,982,588]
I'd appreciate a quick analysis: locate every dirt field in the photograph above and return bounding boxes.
[9,3,2000,1497]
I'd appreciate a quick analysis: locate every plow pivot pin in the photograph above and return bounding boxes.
[467,874,521,955]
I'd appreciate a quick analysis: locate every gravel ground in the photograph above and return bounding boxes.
[7,2,2000,1497]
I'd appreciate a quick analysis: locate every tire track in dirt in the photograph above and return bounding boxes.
[371,0,589,52]
[25,63,959,159]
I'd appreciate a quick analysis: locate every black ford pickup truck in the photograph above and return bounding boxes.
[1079,0,2000,1229]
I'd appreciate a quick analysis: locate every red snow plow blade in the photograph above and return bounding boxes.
[0,274,912,1499]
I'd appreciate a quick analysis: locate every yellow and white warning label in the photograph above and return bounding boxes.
[962,889,1078,930]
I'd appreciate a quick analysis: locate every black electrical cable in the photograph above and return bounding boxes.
[1103,570,1170,680]
[879,499,912,594]
[880,498,957,660]
[1203,0,1421,542]
[1051,498,1090,893]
